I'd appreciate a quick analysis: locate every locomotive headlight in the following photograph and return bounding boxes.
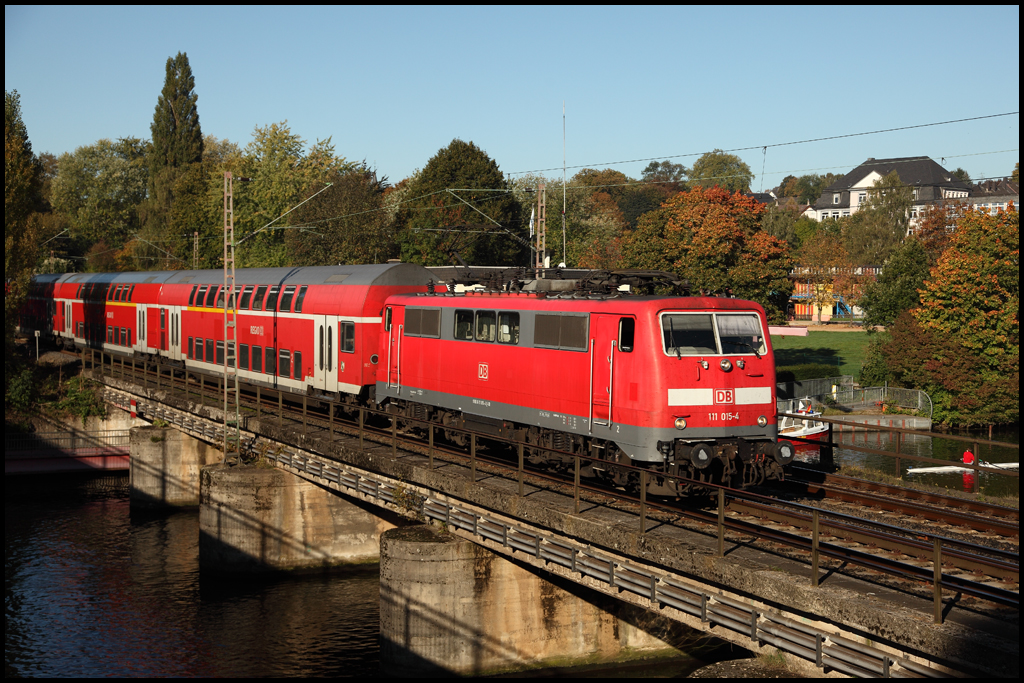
[737,359,745,369]
[720,358,732,372]
[758,415,768,427]
[674,417,687,430]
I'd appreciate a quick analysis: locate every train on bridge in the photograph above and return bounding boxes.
[20,263,792,493]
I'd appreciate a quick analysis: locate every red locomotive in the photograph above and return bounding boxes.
[22,263,792,491]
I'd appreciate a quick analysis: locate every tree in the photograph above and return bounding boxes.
[914,200,969,259]
[951,167,971,184]
[234,123,354,267]
[858,237,930,330]
[688,149,753,192]
[915,206,1018,365]
[5,90,43,366]
[285,167,396,266]
[844,170,912,265]
[797,228,850,323]
[862,206,1019,426]
[149,52,203,181]
[50,137,149,251]
[620,186,792,322]
[144,52,204,247]
[396,139,523,266]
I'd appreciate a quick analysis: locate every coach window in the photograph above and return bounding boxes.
[195,285,208,307]
[205,286,219,308]
[293,351,302,380]
[239,343,249,371]
[341,322,355,353]
[206,339,215,363]
[252,286,267,311]
[265,346,276,375]
[279,286,295,312]
[227,341,235,368]
[318,325,324,370]
[384,307,392,332]
[189,286,199,306]
[188,337,194,359]
[240,286,253,310]
[107,326,113,343]
[265,286,280,312]
[327,327,333,371]
[216,341,225,366]
[252,346,262,373]
[279,349,291,378]
[475,311,496,342]
[619,318,635,352]
[454,310,474,340]
[216,287,226,309]
[195,338,203,361]
[128,285,135,301]
[294,286,308,313]
[497,312,519,344]
[121,328,128,346]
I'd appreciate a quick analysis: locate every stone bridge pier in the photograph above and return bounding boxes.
[198,462,405,573]
[379,525,686,676]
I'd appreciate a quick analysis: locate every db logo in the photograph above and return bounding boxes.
[714,389,734,404]
[478,363,489,380]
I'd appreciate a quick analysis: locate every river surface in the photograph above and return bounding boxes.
[792,425,1020,498]
[5,474,725,678]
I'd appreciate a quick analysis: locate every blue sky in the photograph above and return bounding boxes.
[6,6,1019,187]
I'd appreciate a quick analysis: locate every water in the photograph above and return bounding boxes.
[792,426,1020,498]
[5,473,725,678]
[5,474,380,677]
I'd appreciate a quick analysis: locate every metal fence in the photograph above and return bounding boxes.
[777,386,933,418]
[4,430,130,452]
[776,376,854,401]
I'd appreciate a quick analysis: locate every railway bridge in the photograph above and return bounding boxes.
[80,353,1017,678]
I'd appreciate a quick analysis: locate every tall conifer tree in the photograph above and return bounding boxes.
[150,52,203,181]
[140,52,203,266]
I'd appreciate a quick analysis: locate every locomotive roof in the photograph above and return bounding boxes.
[44,263,436,288]
[395,291,767,313]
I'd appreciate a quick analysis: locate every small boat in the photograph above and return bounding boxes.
[779,400,829,441]
[907,461,1019,474]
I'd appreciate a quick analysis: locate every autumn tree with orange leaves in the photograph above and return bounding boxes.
[861,205,1018,426]
[621,186,793,322]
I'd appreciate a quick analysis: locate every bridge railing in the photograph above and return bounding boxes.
[5,430,130,452]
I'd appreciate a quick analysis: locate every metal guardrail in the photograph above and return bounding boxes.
[776,375,854,401]
[5,430,130,452]
[778,386,933,419]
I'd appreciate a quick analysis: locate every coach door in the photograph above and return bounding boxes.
[168,306,183,360]
[385,306,404,393]
[590,314,635,430]
[315,316,339,393]
[135,304,147,352]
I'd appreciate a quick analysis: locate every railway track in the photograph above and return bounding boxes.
[772,467,1019,541]
[83,351,1020,610]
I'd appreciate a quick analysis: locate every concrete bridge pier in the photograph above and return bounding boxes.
[199,463,400,573]
[379,525,683,676]
[129,426,220,508]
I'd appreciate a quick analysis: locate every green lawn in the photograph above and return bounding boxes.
[770,331,871,380]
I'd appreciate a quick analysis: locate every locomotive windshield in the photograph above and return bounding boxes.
[661,312,765,356]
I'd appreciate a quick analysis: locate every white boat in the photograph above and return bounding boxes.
[907,461,1019,474]
[779,400,829,441]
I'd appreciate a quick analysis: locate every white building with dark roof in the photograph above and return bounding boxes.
[969,179,1019,215]
[809,156,971,230]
